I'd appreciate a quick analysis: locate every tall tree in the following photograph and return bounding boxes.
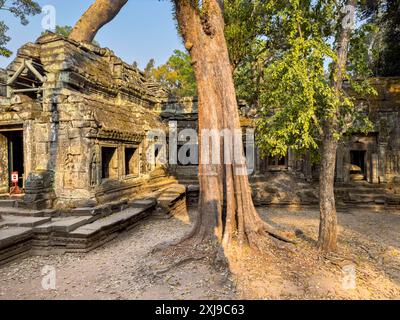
[318,0,357,252]
[69,0,128,43]
[254,0,374,252]
[68,0,295,267]
[171,0,294,255]
[0,0,41,57]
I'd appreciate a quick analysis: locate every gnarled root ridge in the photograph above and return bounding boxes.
[142,231,228,280]
[260,220,297,244]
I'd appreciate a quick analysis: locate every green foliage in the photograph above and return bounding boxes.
[225,0,378,159]
[151,49,197,97]
[257,37,337,157]
[54,25,73,38]
[144,58,156,78]
[224,0,269,70]
[0,21,11,57]
[0,0,41,57]
[378,0,400,76]
[254,0,338,158]
[358,0,400,76]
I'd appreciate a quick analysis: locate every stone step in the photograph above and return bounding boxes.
[0,227,32,250]
[345,194,386,203]
[0,215,51,228]
[69,199,129,216]
[0,207,56,217]
[336,183,387,189]
[34,216,95,233]
[0,198,159,263]
[0,227,33,266]
[70,200,156,238]
[336,188,386,195]
[0,200,17,208]
[154,184,187,218]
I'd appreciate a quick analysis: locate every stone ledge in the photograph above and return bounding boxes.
[0,198,159,265]
[154,184,187,219]
[0,227,32,250]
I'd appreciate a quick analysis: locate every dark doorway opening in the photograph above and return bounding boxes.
[4,131,24,188]
[350,150,366,179]
[101,147,118,179]
[125,147,139,176]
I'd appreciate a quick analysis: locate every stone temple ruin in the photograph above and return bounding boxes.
[163,78,400,208]
[0,33,186,264]
[0,32,400,264]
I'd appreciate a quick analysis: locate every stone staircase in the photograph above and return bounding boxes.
[335,182,397,209]
[0,184,188,266]
[0,198,156,265]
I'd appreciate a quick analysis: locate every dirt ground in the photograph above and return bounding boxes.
[0,206,399,300]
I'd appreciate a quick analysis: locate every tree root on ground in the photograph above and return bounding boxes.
[261,221,298,244]
[140,234,229,281]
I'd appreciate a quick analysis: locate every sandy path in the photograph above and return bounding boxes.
[0,207,399,300]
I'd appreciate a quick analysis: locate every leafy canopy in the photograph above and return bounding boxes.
[148,49,197,97]
[0,0,41,57]
[223,0,376,159]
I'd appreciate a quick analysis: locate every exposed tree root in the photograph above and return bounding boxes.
[149,255,208,276]
[261,221,298,244]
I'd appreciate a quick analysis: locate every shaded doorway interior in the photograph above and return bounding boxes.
[1,131,24,188]
[101,146,118,179]
[350,150,366,180]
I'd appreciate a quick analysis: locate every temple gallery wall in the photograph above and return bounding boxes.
[1,32,400,211]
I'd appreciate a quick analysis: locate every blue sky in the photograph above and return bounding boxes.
[0,0,184,69]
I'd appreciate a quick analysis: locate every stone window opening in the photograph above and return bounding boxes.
[125,147,140,177]
[101,146,118,179]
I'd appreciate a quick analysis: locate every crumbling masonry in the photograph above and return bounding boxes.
[1,33,400,211]
[0,33,400,264]
[0,33,174,210]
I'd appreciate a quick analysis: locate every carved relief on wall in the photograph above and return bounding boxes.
[379,118,390,144]
[89,145,101,187]
[386,152,400,174]
[388,116,400,152]
[63,153,75,189]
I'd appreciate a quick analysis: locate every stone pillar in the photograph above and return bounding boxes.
[371,153,379,184]
[336,144,344,182]
[245,134,256,176]
[24,170,56,210]
[0,133,9,194]
[343,149,351,183]
[366,151,371,183]
[287,148,294,171]
[301,151,311,181]
[254,146,262,175]
[379,143,387,183]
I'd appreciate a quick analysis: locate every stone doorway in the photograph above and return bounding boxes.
[0,130,25,191]
[101,146,118,179]
[350,150,366,181]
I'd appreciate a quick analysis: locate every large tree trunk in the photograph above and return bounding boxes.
[318,0,356,252]
[69,0,128,43]
[174,0,294,250]
[67,0,294,254]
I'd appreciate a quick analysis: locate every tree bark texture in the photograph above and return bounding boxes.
[318,0,356,252]
[173,0,294,249]
[69,0,128,43]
